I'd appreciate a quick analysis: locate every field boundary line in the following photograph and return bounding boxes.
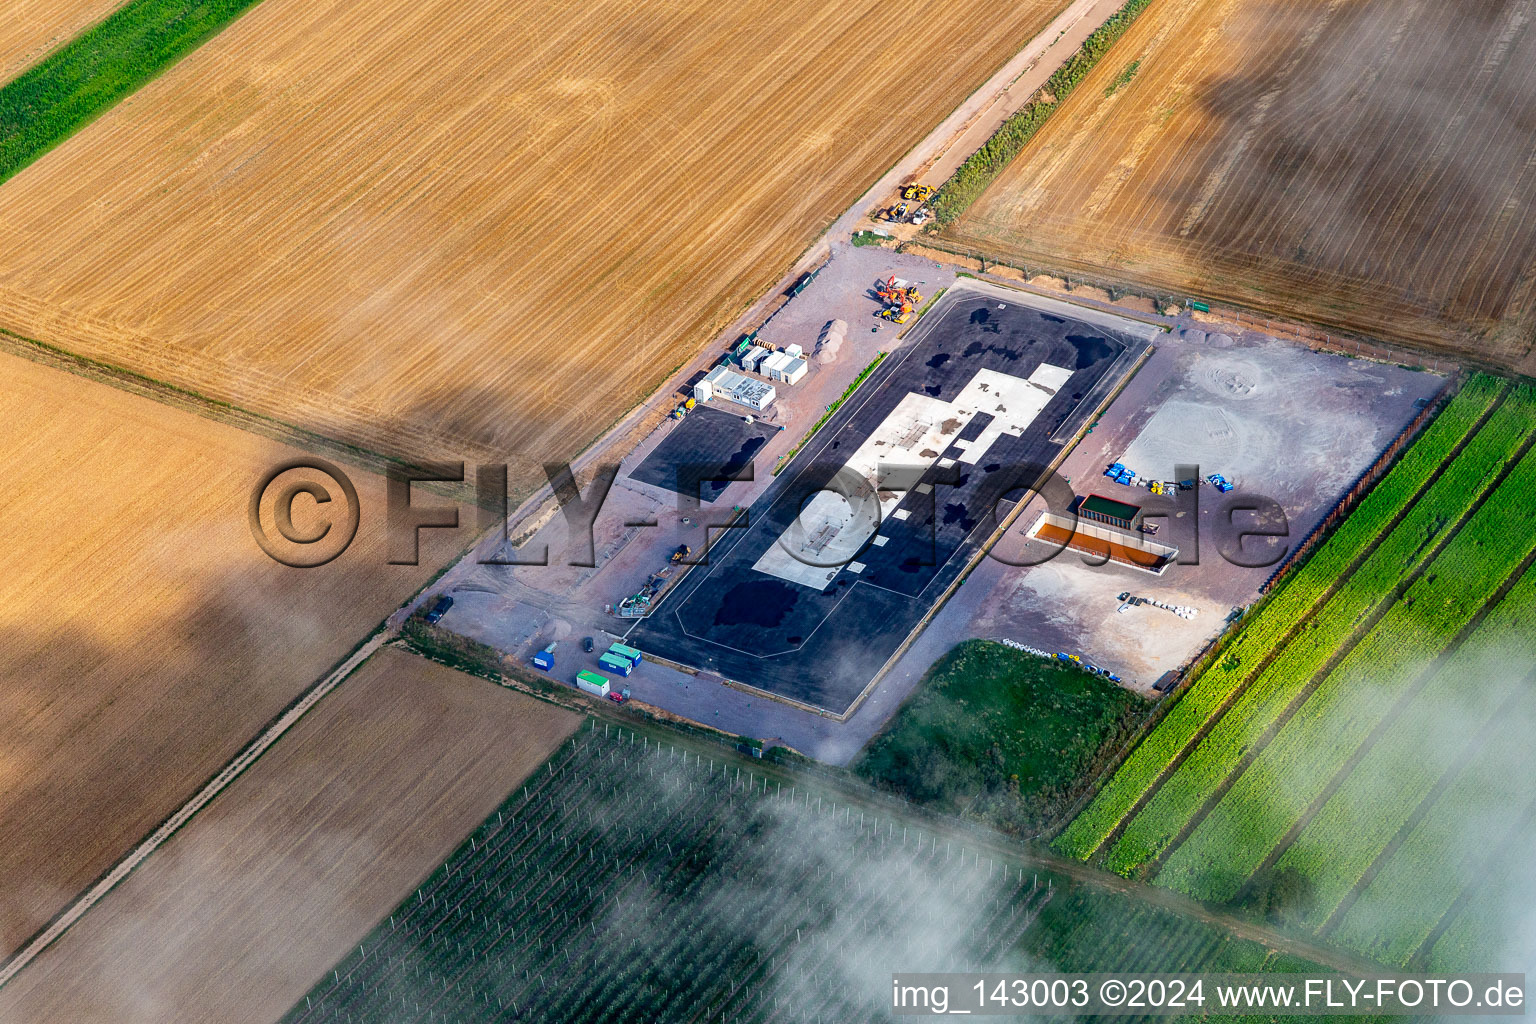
[1409,791,1536,969]
[1141,423,1536,880]
[1319,665,1536,939]
[1078,382,1510,861]
[0,631,389,990]
[0,326,470,497]
[1235,580,1536,911]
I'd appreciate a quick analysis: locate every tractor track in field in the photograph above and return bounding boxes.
[1083,384,1511,862]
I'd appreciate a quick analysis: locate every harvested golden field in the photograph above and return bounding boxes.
[0,0,1069,478]
[0,648,579,1024]
[0,352,461,959]
[0,0,120,81]
[943,0,1536,366]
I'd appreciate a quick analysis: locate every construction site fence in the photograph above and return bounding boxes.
[899,240,1464,375]
[1258,374,1455,594]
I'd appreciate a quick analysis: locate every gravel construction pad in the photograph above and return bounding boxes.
[628,406,782,502]
[909,327,1446,690]
[628,283,1149,714]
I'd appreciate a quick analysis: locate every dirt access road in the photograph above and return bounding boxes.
[836,0,1124,240]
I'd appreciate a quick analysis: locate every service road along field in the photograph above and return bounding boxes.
[0,648,580,1024]
[942,0,1536,365]
[0,0,1071,478]
[0,353,461,960]
[0,0,122,82]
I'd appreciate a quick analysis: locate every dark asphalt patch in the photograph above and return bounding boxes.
[630,405,781,502]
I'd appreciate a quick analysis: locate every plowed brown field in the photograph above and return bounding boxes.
[0,0,1069,478]
[943,0,1536,365]
[0,0,120,81]
[0,648,578,1024]
[0,353,460,959]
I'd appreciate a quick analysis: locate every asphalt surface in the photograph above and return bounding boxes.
[629,286,1147,714]
[628,405,782,502]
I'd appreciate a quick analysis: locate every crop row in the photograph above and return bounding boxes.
[283,727,1041,1024]
[1098,395,1536,876]
[1330,682,1536,966]
[1155,446,1536,902]
[287,735,781,1021]
[1271,565,1536,927]
[1053,377,1503,859]
[1426,806,1536,972]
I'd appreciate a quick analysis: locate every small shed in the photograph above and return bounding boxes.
[761,351,807,385]
[1079,493,1141,530]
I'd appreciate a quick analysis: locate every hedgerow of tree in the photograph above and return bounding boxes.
[931,0,1154,226]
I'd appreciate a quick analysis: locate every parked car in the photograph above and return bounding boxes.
[582,636,595,653]
[607,688,631,704]
[424,595,453,624]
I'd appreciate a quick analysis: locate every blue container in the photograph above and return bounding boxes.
[598,653,634,677]
[532,651,554,671]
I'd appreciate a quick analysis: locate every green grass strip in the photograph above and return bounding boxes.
[0,0,264,185]
[852,639,1144,835]
[1052,377,1503,859]
[931,0,1154,226]
[1275,561,1536,929]
[1103,59,1140,97]
[772,351,887,476]
[1104,393,1536,877]
[1157,440,1536,902]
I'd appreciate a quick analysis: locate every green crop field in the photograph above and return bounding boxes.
[1426,809,1536,973]
[0,0,264,185]
[281,724,1342,1023]
[1055,375,1536,970]
[855,640,1148,836]
[1054,375,1507,861]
